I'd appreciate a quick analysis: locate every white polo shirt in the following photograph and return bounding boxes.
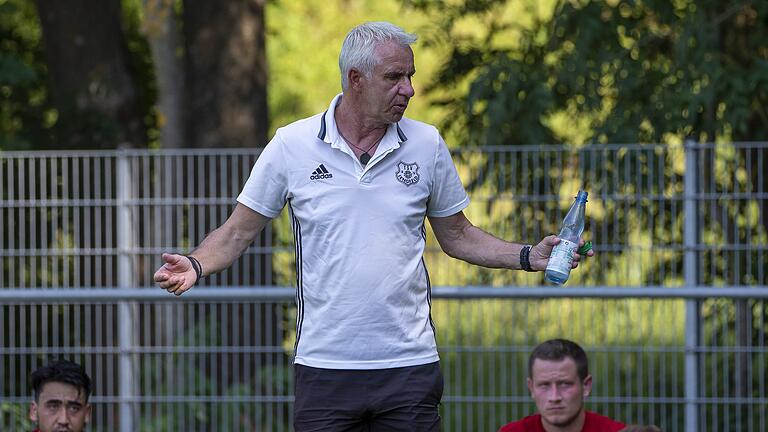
[238,94,469,369]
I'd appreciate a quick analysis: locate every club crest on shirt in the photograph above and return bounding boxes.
[395,161,420,186]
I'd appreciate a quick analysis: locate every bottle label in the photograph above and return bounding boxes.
[546,239,577,273]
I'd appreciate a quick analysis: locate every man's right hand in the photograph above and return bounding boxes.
[153,253,197,296]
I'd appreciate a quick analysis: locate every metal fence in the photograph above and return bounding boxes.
[1,142,767,431]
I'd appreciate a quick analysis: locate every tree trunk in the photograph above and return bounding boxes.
[34,0,146,148]
[143,0,185,148]
[182,0,275,392]
[183,0,268,148]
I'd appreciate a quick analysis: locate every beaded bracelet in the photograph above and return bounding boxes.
[186,255,203,285]
[520,245,535,272]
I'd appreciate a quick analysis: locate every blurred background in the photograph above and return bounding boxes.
[1,0,767,430]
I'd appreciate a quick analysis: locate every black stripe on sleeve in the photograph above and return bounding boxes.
[289,201,305,357]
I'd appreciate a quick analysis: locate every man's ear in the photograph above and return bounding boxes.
[348,68,363,90]
[85,403,92,424]
[582,374,593,397]
[526,377,534,398]
[29,401,39,422]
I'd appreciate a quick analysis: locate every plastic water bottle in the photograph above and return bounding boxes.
[545,190,588,285]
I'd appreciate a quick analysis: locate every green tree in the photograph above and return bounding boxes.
[34,0,150,149]
[182,0,268,148]
[406,0,768,145]
[403,0,768,286]
[0,0,52,150]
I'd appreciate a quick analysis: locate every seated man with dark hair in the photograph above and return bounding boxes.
[29,359,92,432]
[498,338,625,432]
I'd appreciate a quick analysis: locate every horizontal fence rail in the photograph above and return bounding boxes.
[2,143,767,431]
[2,286,768,301]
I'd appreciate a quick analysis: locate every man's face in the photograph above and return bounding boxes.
[527,357,592,431]
[358,40,416,125]
[29,381,91,432]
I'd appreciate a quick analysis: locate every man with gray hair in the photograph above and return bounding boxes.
[154,21,591,431]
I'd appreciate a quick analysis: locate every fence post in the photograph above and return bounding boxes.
[117,150,137,432]
[683,138,700,432]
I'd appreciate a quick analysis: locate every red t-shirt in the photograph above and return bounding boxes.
[497,411,625,432]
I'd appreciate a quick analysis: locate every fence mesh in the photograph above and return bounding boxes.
[1,143,767,431]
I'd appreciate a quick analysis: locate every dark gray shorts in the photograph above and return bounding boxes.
[294,361,443,432]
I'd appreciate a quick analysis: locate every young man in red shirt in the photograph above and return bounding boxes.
[29,359,92,432]
[498,339,625,432]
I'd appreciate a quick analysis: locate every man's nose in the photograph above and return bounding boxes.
[547,385,562,401]
[400,78,415,98]
[55,407,71,424]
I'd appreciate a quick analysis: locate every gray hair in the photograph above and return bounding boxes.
[339,22,417,90]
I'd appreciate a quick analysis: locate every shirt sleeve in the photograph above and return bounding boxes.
[236,131,289,218]
[426,133,470,217]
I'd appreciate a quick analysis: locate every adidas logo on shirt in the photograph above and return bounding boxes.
[310,164,333,180]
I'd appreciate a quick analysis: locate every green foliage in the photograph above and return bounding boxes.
[0,0,156,150]
[120,0,159,148]
[0,402,33,431]
[0,0,53,150]
[408,0,768,145]
[136,316,293,431]
[43,0,155,150]
[3,0,438,150]
[404,0,768,288]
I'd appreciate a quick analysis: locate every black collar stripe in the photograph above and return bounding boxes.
[317,111,327,140]
[317,111,407,143]
[396,124,408,142]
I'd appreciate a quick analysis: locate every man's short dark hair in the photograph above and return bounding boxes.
[30,359,91,403]
[528,338,589,381]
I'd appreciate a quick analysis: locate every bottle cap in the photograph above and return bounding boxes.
[576,190,588,202]
[577,241,592,255]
